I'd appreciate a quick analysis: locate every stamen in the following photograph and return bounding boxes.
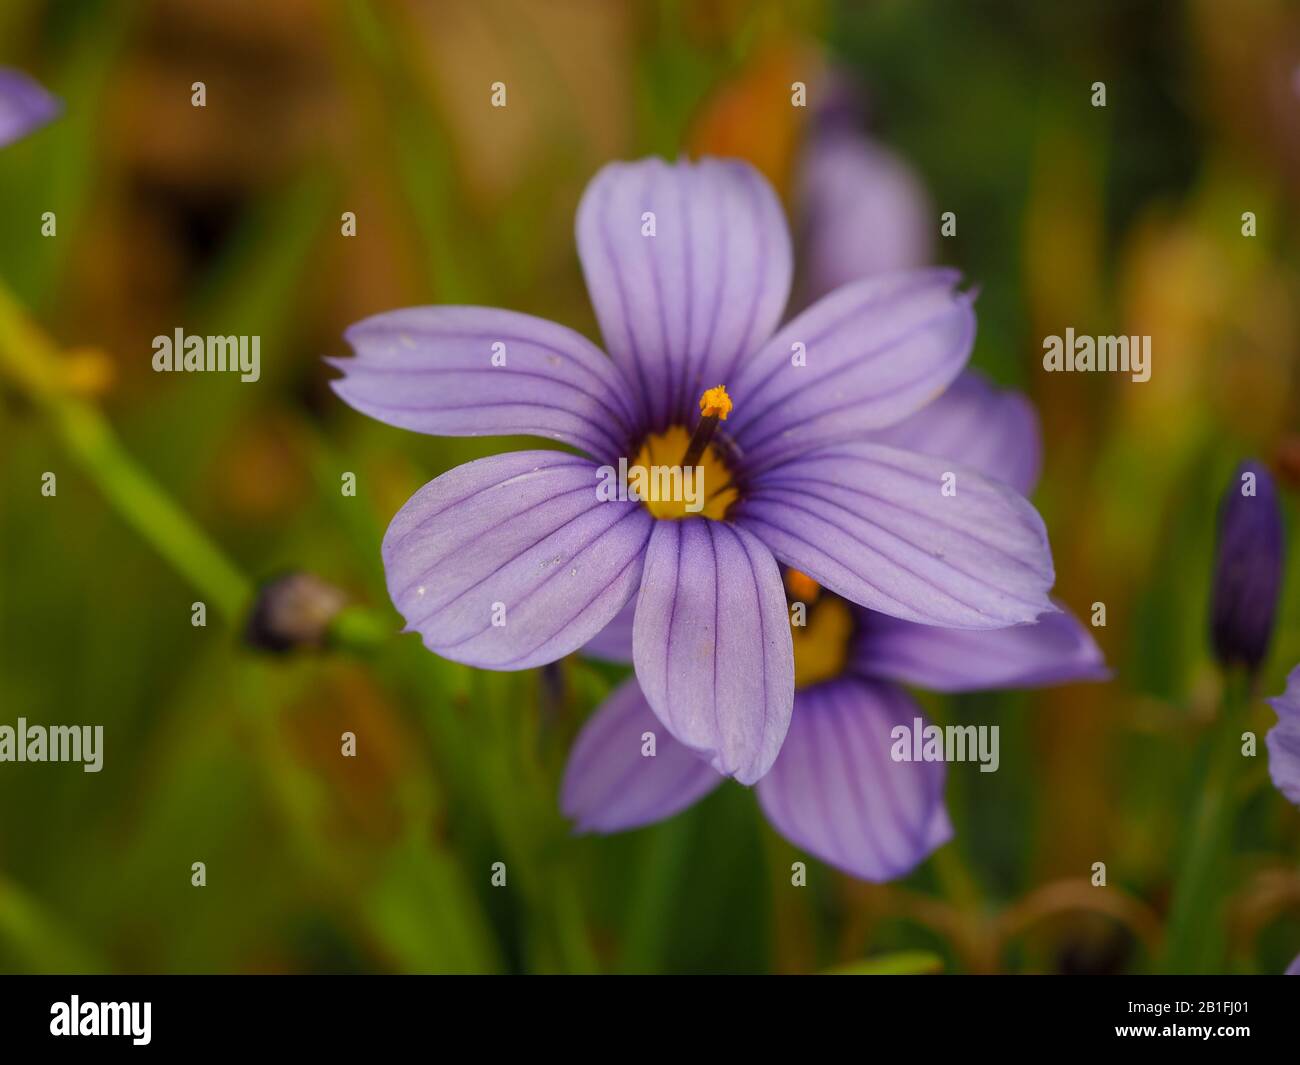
[699,385,733,420]
[681,384,732,468]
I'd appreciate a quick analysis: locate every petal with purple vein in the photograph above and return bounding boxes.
[736,442,1056,629]
[576,157,792,431]
[868,370,1042,496]
[853,601,1108,692]
[561,676,722,833]
[384,451,651,670]
[330,306,637,462]
[756,678,951,881]
[727,270,975,468]
[632,519,794,784]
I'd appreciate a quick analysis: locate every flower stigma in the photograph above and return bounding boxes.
[631,385,739,520]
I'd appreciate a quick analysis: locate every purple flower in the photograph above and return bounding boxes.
[1211,460,1284,672]
[794,83,931,304]
[1266,665,1300,807]
[0,67,59,148]
[562,380,1105,879]
[330,156,1059,784]
[1288,953,1300,975]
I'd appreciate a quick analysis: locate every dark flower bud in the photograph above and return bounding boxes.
[809,70,868,136]
[1210,460,1284,672]
[244,572,349,653]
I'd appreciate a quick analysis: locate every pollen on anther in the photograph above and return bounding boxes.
[699,384,733,421]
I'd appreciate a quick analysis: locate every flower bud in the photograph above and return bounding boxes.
[1210,461,1284,672]
[244,572,348,653]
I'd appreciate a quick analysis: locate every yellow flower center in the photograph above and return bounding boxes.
[631,426,738,520]
[786,570,854,688]
[630,385,738,520]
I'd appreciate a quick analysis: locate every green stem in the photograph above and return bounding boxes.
[932,841,983,913]
[0,281,390,648]
[0,282,250,618]
[1161,673,1251,972]
[620,816,694,973]
[0,872,105,973]
[326,603,393,652]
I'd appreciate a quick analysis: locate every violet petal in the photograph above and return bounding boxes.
[796,130,932,306]
[737,441,1057,629]
[1266,665,1300,807]
[575,156,793,431]
[383,450,651,670]
[561,676,722,833]
[632,518,794,784]
[580,596,635,663]
[329,306,637,463]
[727,269,975,468]
[756,678,952,881]
[868,370,1043,496]
[853,600,1108,692]
[0,67,59,148]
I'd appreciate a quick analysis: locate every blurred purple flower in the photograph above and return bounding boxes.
[564,669,951,880]
[1210,460,1284,672]
[0,67,59,148]
[330,156,1061,784]
[1266,665,1300,807]
[795,81,1102,685]
[1288,953,1300,975]
[794,83,932,305]
[563,381,1105,880]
